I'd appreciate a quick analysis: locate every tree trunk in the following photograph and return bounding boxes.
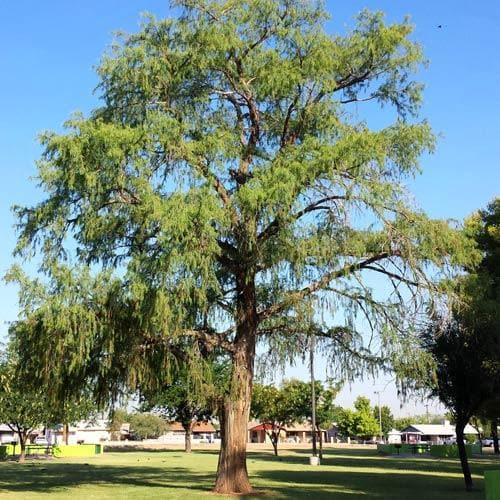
[213,273,256,495]
[270,431,279,456]
[17,431,27,463]
[456,421,473,491]
[63,423,69,445]
[184,422,193,453]
[317,424,323,460]
[492,418,499,454]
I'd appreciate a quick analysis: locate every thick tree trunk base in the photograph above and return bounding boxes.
[213,398,253,495]
[213,273,257,495]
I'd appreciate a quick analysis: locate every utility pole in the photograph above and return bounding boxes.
[374,390,382,442]
[310,333,317,460]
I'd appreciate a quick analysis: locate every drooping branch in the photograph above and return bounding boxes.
[258,252,391,322]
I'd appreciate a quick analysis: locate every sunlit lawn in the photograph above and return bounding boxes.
[0,447,498,499]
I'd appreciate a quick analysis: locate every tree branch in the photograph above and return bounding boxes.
[258,195,347,242]
[258,253,391,322]
[362,264,419,288]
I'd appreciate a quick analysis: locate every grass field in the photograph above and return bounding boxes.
[0,447,498,499]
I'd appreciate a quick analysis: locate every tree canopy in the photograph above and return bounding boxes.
[420,198,500,491]
[337,396,379,441]
[251,379,339,455]
[0,349,56,461]
[9,0,476,493]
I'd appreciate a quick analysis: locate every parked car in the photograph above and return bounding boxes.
[34,436,49,445]
[444,437,457,445]
[482,438,494,447]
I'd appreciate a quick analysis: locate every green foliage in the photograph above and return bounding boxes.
[139,358,226,450]
[337,396,379,439]
[393,416,414,430]
[421,199,500,427]
[0,349,55,454]
[108,409,129,440]
[128,412,167,440]
[373,405,395,436]
[252,379,340,428]
[464,434,477,445]
[251,379,340,454]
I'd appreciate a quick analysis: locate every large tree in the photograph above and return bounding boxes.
[420,199,500,491]
[421,317,497,491]
[465,199,500,453]
[11,1,474,493]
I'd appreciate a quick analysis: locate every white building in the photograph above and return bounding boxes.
[387,429,402,444]
[400,422,479,445]
[51,419,111,444]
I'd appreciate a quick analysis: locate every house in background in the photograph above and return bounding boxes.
[400,421,479,444]
[165,421,218,442]
[0,425,17,444]
[248,421,327,444]
[248,422,286,443]
[387,429,402,444]
[51,419,111,444]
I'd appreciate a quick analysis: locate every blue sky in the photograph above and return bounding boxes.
[0,1,499,416]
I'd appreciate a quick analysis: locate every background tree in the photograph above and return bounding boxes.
[51,395,98,445]
[140,361,226,452]
[336,409,357,443]
[108,409,130,441]
[336,396,379,442]
[251,379,340,457]
[416,199,500,491]
[250,383,290,456]
[475,397,500,454]
[393,416,413,430]
[128,413,167,440]
[283,379,341,458]
[421,317,496,491]
[464,198,500,454]
[0,351,54,462]
[353,396,379,441]
[10,1,475,493]
[373,405,395,438]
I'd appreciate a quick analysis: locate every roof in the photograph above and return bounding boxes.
[249,423,285,432]
[168,421,216,433]
[400,424,478,435]
[248,421,324,432]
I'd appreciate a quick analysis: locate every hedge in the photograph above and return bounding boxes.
[0,443,103,459]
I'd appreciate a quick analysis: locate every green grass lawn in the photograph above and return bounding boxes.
[0,447,498,499]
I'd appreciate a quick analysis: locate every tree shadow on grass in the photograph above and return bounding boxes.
[253,467,484,499]
[0,462,214,495]
[247,447,499,476]
[2,449,496,498]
